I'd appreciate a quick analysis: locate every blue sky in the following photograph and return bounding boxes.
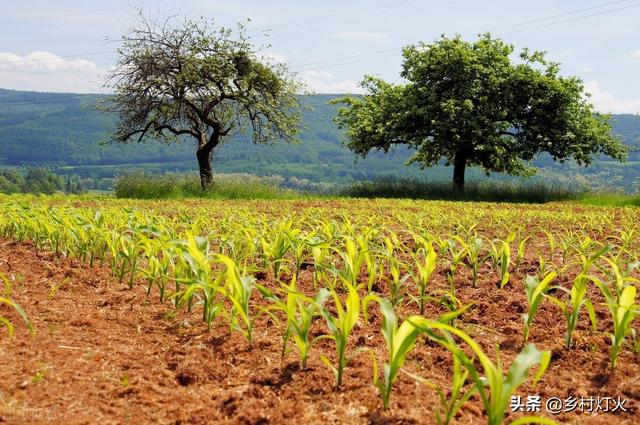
[1,0,639,113]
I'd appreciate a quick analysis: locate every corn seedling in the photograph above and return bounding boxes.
[406,346,477,425]
[514,236,530,271]
[575,242,611,276]
[217,254,257,346]
[0,272,34,338]
[364,296,471,410]
[358,233,379,293]
[611,228,635,262]
[442,238,466,293]
[546,273,598,349]
[408,243,437,314]
[432,289,467,326]
[139,235,172,300]
[289,231,312,274]
[327,237,368,289]
[409,318,553,425]
[542,229,556,261]
[538,253,554,276]
[484,238,500,269]
[384,255,409,306]
[485,238,511,288]
[257,275,330,369]
[498,240,511,288]
[317,282,361,388]
[522,271,557,342]
[260,225,292,278]
[600,258,640,299]
[592,279,639,369]
[311,243,330,286]
[465,237,484,288]
[173,233,223,326]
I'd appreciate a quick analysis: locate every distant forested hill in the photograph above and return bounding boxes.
[0,88,639,191]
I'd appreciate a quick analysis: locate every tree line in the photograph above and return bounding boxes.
[0,168,83,195]
[101,14,631,191]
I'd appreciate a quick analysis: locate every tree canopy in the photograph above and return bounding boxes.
[333,34,627,190]
[104,14,302,189]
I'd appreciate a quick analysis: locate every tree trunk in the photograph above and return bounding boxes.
[196,133,218,190]
[453,151,467,192]
[196,147,213,190]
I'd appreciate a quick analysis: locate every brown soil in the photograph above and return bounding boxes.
[0,239,638,425]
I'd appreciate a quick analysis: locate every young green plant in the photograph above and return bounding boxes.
[442,238,466,293]
[406,342,477,425]
[409,319,553,425]
[408,243,437,314]
[317,282,361,388]
[257,275,330,370]
[0,272,34,338]
[546,273,598,349]
[217,254,257,346]
[498,240,512,288]
[465,237,483,288]
[592,279,639,369]
[514,236,530,271]
[385,255,409,306]
[522,271,557,342]
[486,238,512,288]
[364,296,470,410]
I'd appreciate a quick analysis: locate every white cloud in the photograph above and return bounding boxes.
[584,81,640,114]
[331,31,388,42]
[622,49,640,60]
[0,51,105,93]
[300,70,362,94]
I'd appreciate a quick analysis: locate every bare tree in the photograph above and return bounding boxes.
[104,14,303,189]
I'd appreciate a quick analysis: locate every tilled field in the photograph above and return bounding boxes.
[0,196,639,424]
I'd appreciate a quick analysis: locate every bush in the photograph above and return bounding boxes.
[340,178,583,204]
[114,173,299,200]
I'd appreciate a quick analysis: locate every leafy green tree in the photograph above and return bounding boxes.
[24,168,63,194]
[0,169,84,194]
[0,171,23,194]
[105,15,302,189]
[334,34,627,190]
